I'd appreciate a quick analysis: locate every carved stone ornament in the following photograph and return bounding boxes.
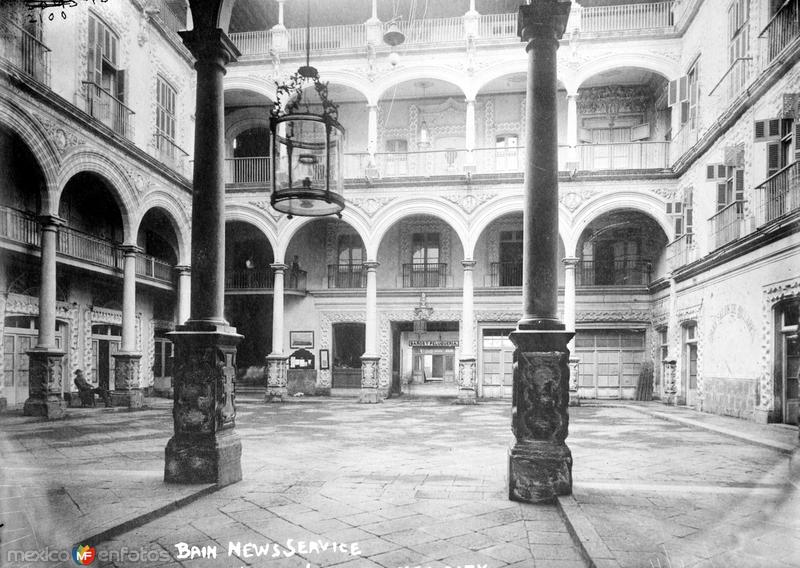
[576,309,652,323]
[443,192,496,213]
[348,196,396,216]
[577,85,650,117]
[34,114,83,154]
[248,200,282,221]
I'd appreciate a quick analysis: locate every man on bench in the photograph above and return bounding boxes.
[74,369,111,407]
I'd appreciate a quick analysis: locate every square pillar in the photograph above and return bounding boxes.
[23,349,66,419]
[113,353,144,408]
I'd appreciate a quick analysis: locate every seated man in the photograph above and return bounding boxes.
[73,369,111,407]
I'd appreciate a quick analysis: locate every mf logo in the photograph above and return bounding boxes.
[72,544,96,565]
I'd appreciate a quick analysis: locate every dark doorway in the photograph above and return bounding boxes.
[332,323,365,388]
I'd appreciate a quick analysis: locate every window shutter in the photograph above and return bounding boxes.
[578,128,592,143]
[717,182,728,210]
[666,202,673,214]
[116,69,126,103]
[668,80,678,106]
[795,121,800,161]
[681,101,690,124]
[630,123,650,141]
[754,120,766,140]
[767,142,780,177]
[717,164,727,178]
[87,17,95,83]
[734,168,745,201]
[768,118,780,138]
[706,164,716,179]
[674,217,683,237]
[679,76,688,102]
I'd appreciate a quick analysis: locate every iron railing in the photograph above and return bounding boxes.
[82,81,135,139]
[761,0,800,63]
[580,1,674,33]
[577,259,652,286]
[709,200,748,249]
[0,206,40,246]
[327,264,366,288]
[577,142,670,170]
[135,254,174,282]
[150,0,187,34]
[230,30,272,56]
[224,157,271,185]
[154,133,190,176]
[287,23,366,53]
[226,269,275,290]
[402,263,448,288]
[754,161,800,226]
[374,149,466,177]
[0,20,50,84]
[489,262,523,287]
[665,233,697,271]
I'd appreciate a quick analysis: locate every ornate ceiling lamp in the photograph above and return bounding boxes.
[270,0,344,218]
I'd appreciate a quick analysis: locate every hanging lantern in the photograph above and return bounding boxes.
[270,1,345,218]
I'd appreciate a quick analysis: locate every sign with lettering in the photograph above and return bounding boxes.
[408,340,459,347]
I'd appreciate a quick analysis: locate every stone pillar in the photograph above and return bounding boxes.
[457,260,477,404]
[663,274,679,405]
[566,93,578,166]
[464,99,477,173]
[509,0,574,504]
[24,215,66,419]
[266,263,288,401]
[366,104,379,176]
[165,22,242,487]
[365,0,382,45]
[113,245,143,408]
[563,256,580,406]
[360,261,381,403]
[270,0,288,53]
[176,265,191,325]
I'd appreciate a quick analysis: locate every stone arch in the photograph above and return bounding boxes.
[573,53,679,91]
[0,100,61,212]
[467,194,570,259]
[373,67,469,103]
[224,203,279,256]
[568,191,672,256]
[56,151,139,243]
[369,198,468,260]
[313,70,372,105]
[134,191,192,265]
[279,209,372,264]
[224,76,278,103]
[472,61,571,99]
[224,107,271,156]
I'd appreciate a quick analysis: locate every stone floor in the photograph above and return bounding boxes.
[0,397,797,568]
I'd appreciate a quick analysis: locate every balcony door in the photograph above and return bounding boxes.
[92,324,121,391]
[499,230,523,286]
[681,323,698,407]
[411,232,441,287]
[775,302,800,424]
[495,135,518,171]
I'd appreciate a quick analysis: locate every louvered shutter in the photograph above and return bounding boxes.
[630,123,650,141]
[116,69,126,103]
[668,80,678,106]
[717,183,728,211]
[734,169,745,201]
[795,121,800,162]
[706,164,716,180]
[767,142,780,177]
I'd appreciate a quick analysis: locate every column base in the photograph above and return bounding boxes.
[0,397,7,412]
[111,389,145,408]
[456,357,477,404]
[358,388,380,403]
[23,349,66,419]
[508,440,572,504]
[265,354,288,402]
[359,355,381,403]
[455,388,478,405]
[568,391,581,407]
[165,430,242,486]
[753,408,770,424]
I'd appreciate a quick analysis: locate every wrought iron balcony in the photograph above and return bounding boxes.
[761,0,800,64]
[489,262,522,287]
[754,161,800,226]
[577,259,652,286]
[224,157,272,186]
[154,133,190,177]
[327,264,366,289]
[665,233,698,271]
[225,268,307,292]
[402,263,448,288]
[577,142,670,170]
[709,200,748,249]
[82,82,135,139]
[579,1,674,35]
[0,20,50,85]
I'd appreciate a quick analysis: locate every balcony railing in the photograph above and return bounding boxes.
[478,13,516,39]
[577,142,670,170]
[224,157,271,185]
[150,0,187,35]
[397,17,463,46]
[226,269,275,290]
[577,259,652,286]
[580,1,674,34]
[402,263,448,288]
[761,0,800,63]
[666,233,697,271]
[231,31,272,56]
[0,206,176,283]
[287,24,366,53]
[754,161,800,226]
[344,153,371,178]
[82,82,135,139]
[489,262,522,287]
[670,123,698,164]
[154,133,190,177]
[709,57,753,112]
[0,20,51,85]
[709,200,748,249]
[375,150,466,177]
[0,206,40,247]
[327,264,366,288]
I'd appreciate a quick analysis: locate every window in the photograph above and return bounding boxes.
[384,139,408,176]
[495,135,519,171]
[682,323,698,405]
[668,61,700,128]
[728,0,750,64]
[755,117,797,177]
[156,75,177,150]
[658,327,669,392]
[408,232,442,287]
[667,189,693,238]
[775,302,800,424]
[154,333,174,380]
[498,230,523,286]
[412,232,440,265]
[87,13,124,101]
[716,166,744,211]
[337,234,364,265]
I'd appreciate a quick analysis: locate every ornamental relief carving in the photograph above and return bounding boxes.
[442,191,496,214]
[348,196,397,217]
[319,311,366,389]
[759,278,800,410]
[575,310,652,323]
[577,85,650,117]
[33,114,83,155]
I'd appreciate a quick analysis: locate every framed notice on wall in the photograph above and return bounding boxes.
[290,331,314,349]
[319,349,329,370]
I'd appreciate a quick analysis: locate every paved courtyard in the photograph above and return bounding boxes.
[1,397,798,568]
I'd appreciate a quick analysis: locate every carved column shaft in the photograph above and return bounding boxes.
[360,261,381,403]
[509,0,574,504]
[266,263,288,401]
[176,265,191,325]
[23,216,66,419]
[457,260,477,404]
[563,257,580,405]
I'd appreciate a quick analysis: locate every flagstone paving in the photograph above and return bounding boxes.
[1,397,797,568]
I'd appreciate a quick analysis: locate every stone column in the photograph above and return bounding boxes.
[563,256,580,406]
[465,99,477,173]
[112,245,144,408]
[663,274,679,405]
[365,0,381,44]
[165,22,242,487]
[271,0,288,53]
[366,104,380,176]
[175,265,191,325]
[509,0,574,504]
[24,215,66,419]
[457,260,477,404]
[360,261,381,403]
[266,263,288,402]
[566,93,578,166]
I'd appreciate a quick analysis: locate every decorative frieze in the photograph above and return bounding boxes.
[759,278,800,411]
[442,191,496,214]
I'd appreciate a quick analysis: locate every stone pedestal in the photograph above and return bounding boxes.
[113,353,144,408]
[23,349,66,419]
[568,356,580,407]
[662,358,677,405]
[508,330,574,503]
[456,357,477,404]
[265,354,288,402]
[359,356,381,403]
[165,324,242,486]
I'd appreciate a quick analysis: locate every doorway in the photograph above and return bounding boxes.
[775,301,800,424]
[332,323,365,388]
[92,324,121,391]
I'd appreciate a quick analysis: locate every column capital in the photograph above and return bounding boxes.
[271,262,288,273]
[462,259,477,270]
[37,214,64,229]
[518,1,571,45]
[119,244,142,256]
[363,260,380,270]
[175,264,191,275]
[179,28,240,68]
[465,98,476,105]
[562,256,579,267]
